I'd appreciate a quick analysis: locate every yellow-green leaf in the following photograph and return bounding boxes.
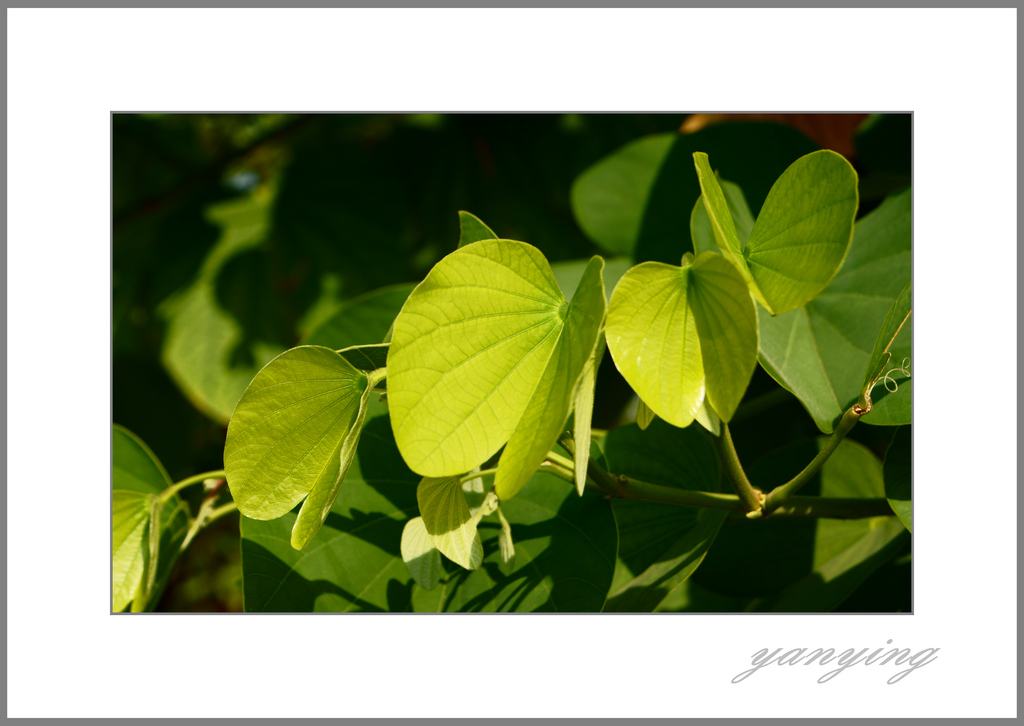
[417,475,483,571]
[401,517,443,590]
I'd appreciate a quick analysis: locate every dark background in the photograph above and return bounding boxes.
[112,113,911,611]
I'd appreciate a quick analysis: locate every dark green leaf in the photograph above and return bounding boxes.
[884,426,912,532]
[601,420,725,611]
[302,283,416,349]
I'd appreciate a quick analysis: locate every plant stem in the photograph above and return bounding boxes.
[545,451,576,474]
[205,501,238,526]
[617,477,747,512]
[160,470,226,504]
[763,407,862,512]
[557,434,626,495]
[459,468,498,484]
[712,425,763,513]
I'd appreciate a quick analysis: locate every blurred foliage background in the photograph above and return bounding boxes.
[112,113,911,611]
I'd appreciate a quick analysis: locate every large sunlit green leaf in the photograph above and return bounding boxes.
[600,420,725,611]
[225,346,368,533]
[692,437,908,611]
[571,123,818,264]
[755,188,911,432]
[861,282,912,426]
[694,150,858,315]
[240,414,618,612]
[884,426,912,532]
[417,475,483,570]
[605,252,757,426]
[112,425,189,612]
[387,240,605,500]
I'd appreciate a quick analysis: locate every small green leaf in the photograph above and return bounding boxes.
[401,517,443,591]
[417,475,483,571]
[112,490,151,613]
[457,210,498,247]
[884,426,912,532]
[694,150,859,315]
[605,252,757,425]
[636,397,655,430]
[388,240,605,502]
[225,346,367,523]
[572,335,604,495]
[497,507,515,571]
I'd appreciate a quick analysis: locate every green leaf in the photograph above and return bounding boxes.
[756,188,911,432]
[302,283,416,349]
[494,256,606,500]
[112,490,151,613]
[241,415,426,612]
[884,426,912,532]
[636,397,655,430]
[417,475,484,570]
[572,335,604,495]
[600,420,725,611]
[692,437,908,611]
[694,150,858,315]
[457,210,498,247]
[861,282,912,426]
[290,377,376,550]
[336,343,389,382]
[387,240,605,501]
[497,507,515,571]
[551,256,633,303]
[605,252,757,425]
[112,425,189,612]
[225,346,368,529]
[113,424,174,494]
[693,398,720,436]
[571,124,818,264]
[240,415,618,612]
[401,517,443,590]
[690,179,754,256]
[421,469,618,612]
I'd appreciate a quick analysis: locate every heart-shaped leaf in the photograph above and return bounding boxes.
[417,475,483,570]
[754,188,911,432]
[570,124,817,264]
[884,426,912,532]
[225,346,370,541]
[694,149,858,315]
[401,517,443,590]
[457,210,498,247]
[387,239,605,500]
[605,252,757,425]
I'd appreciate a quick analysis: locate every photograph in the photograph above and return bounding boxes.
[111,112,913,614]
